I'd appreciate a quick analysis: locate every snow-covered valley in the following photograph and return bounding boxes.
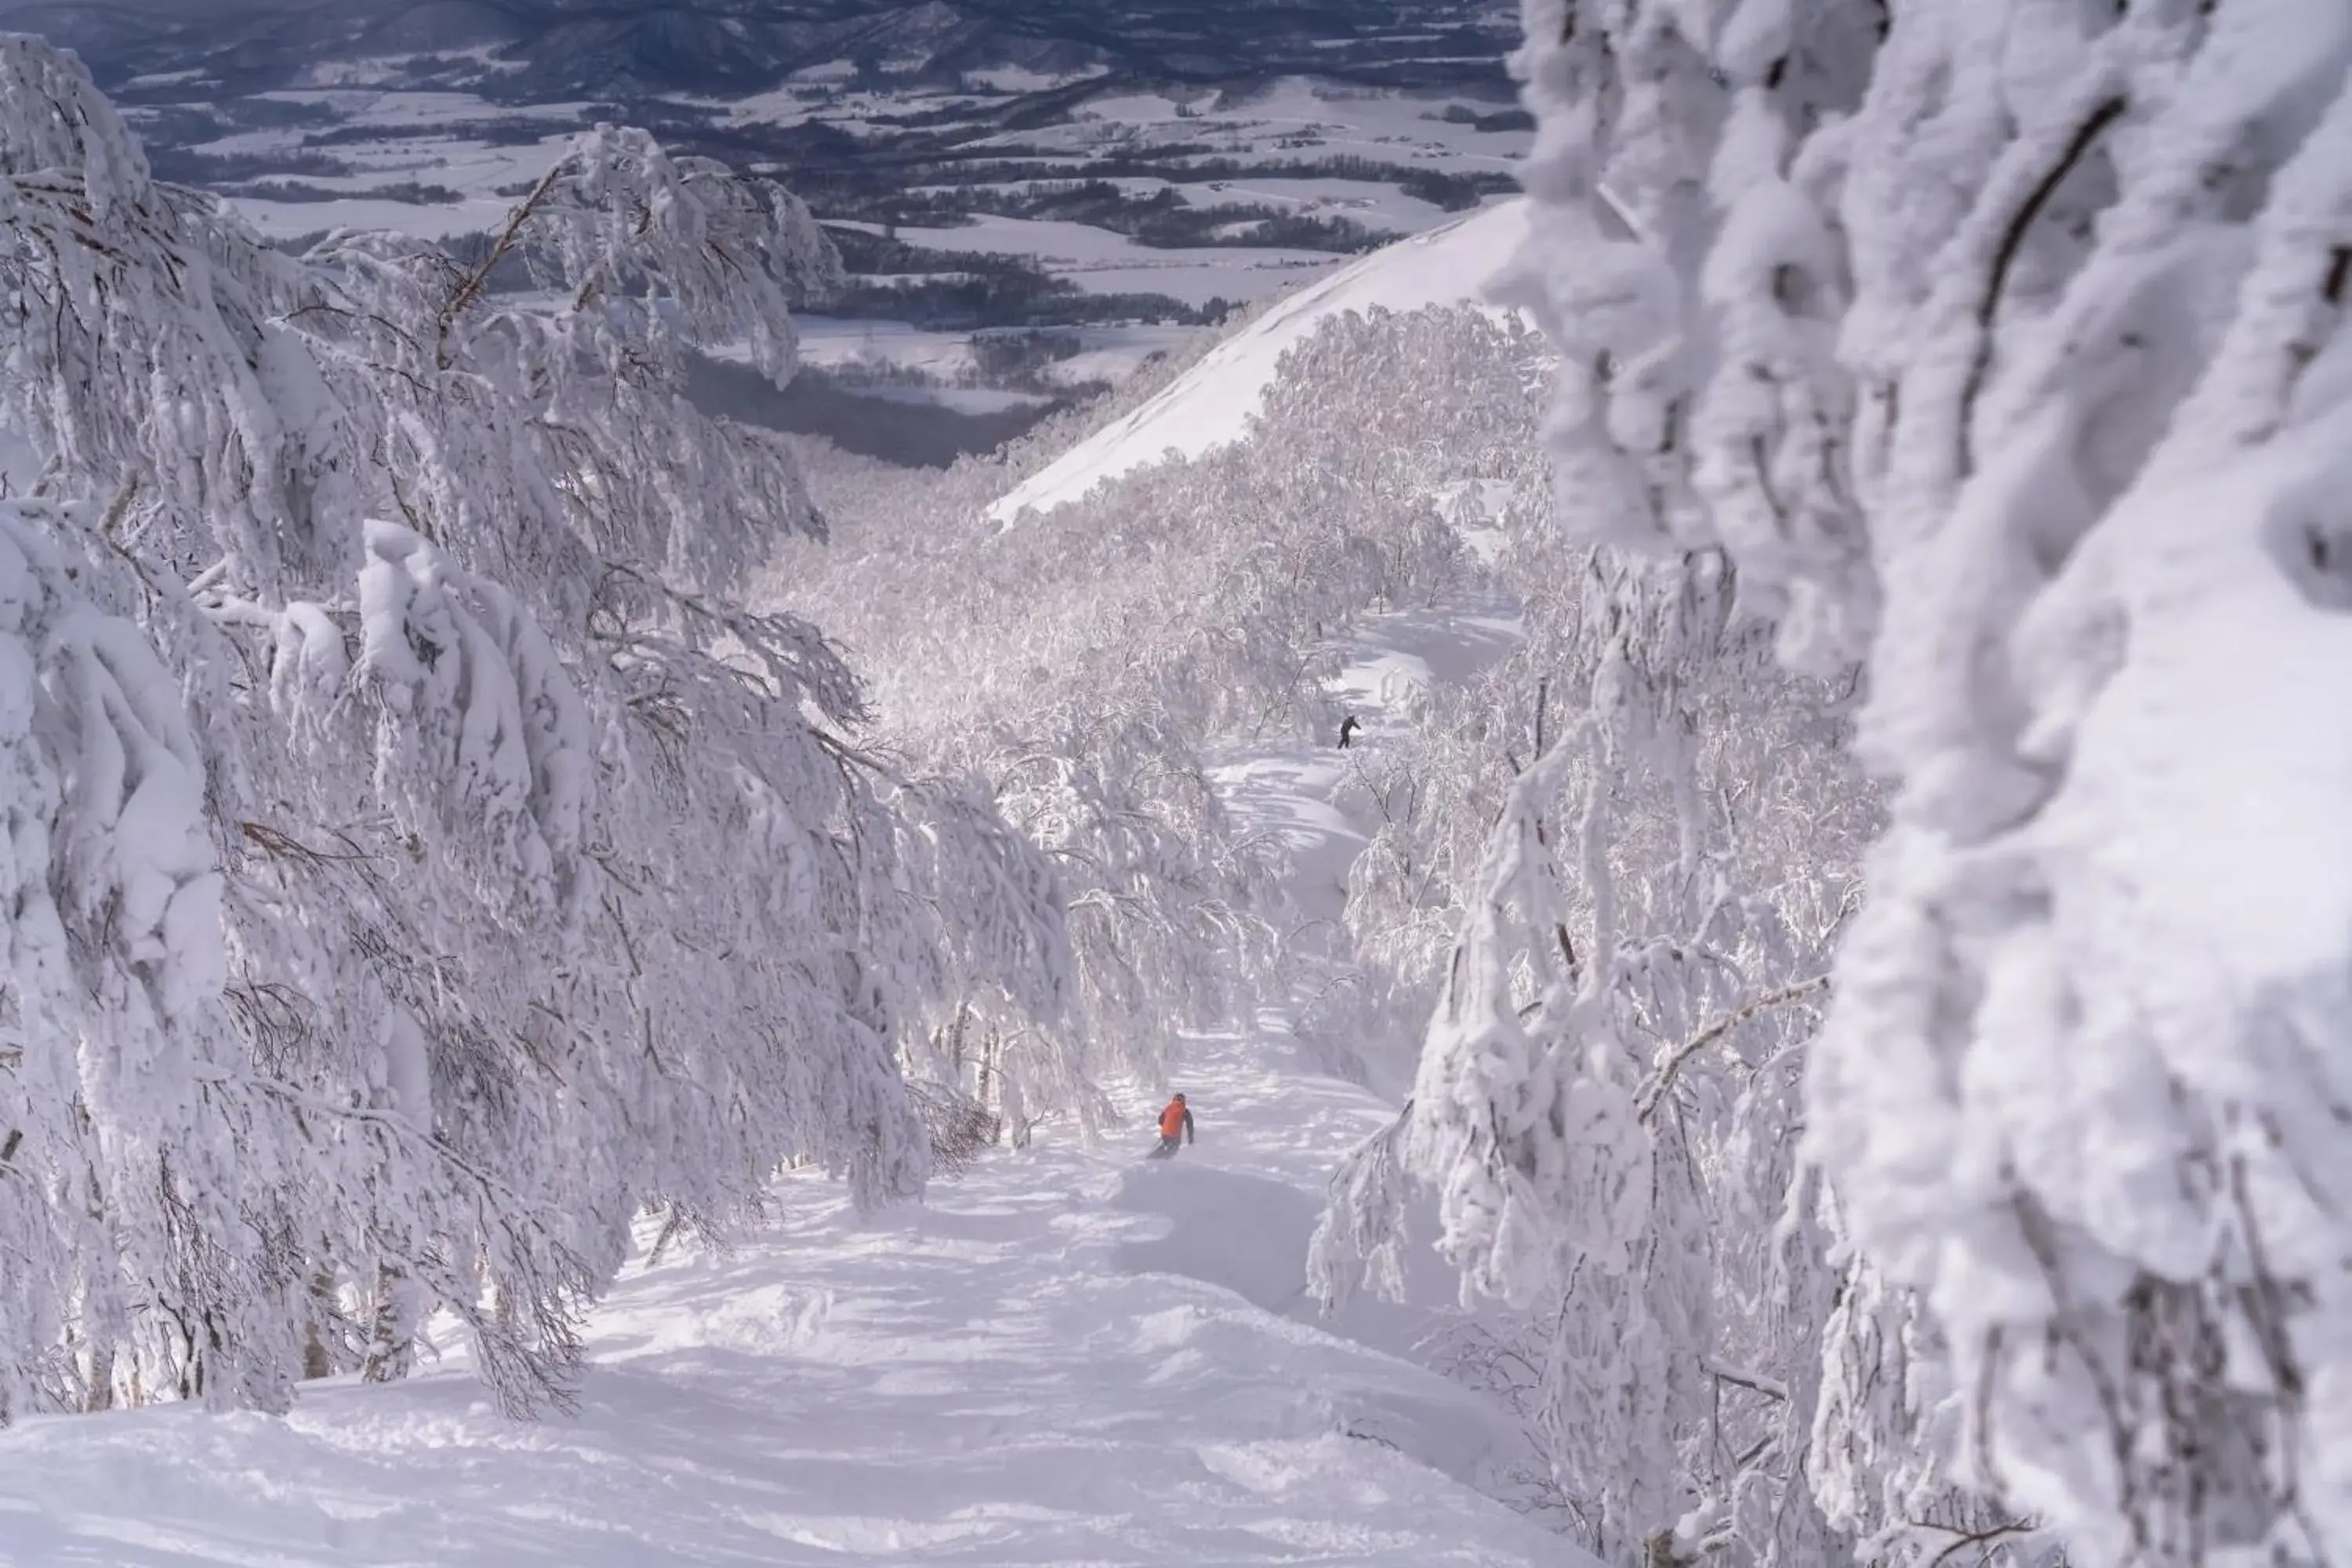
[21,0,1528,417]
[0,615,1555,1567]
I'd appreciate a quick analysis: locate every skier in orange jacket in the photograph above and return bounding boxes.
[1149,1093,1194,1159]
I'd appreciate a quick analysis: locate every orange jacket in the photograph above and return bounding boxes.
[1158,1098,1191,1140]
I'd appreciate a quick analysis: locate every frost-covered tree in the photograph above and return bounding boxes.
[1365,2,2352,1566]
[774,306,1548,1112]
[1315,531,1876,1566]
[0,490,272,1416]
[0,34,1064,1417]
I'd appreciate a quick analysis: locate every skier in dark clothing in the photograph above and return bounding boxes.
[1148,1093,1194,1159]
[1338,713,1361,749]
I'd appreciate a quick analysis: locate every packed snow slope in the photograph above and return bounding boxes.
[988,198,1530,523]
[0,1086,1558,1566]
[0,617,1568,1568]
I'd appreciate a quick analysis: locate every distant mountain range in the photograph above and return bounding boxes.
[2,0,1515,99]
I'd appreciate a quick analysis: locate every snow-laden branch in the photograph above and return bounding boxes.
[0,34,1066,1420]
[1486,0,2352,1563]
[1636,975,1829,1124]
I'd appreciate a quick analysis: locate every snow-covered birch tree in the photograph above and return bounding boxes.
[775,306,1537,1112]
[1366,2,2352,1566]
[0,34,1065,1418]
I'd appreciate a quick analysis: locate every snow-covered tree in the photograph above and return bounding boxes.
[1314,528,1875,1564]
[774,306,1548,1112]
[0,34,1065,1417]
[1369,2,2352,1566]
[0,489,274,1416]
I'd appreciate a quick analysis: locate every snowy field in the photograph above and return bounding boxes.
[0,602,1559,1568]
[0,1072,1555,1565]
[125,64,1526,408]
[822,76,1526,316]
[905,176,1454,238]
[227,182,552,243]
[720,318,1196,397]
[832,215,1336,305]
[181,99,584,243]
[789,318,986,382]
[987,76,1525,170]
[186,72,1523,270]
[1177,176,1454,234]
[289,49,528,91]
[1036,324,1203,389]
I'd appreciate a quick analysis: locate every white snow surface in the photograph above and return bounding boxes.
[0,615,1570,1568]
[0,1110,1559,1563]
[0,1116,1562,1564]
[760,318,1193,394]
[989,198,1530,522]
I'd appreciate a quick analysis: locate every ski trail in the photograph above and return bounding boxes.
[1149,587,1526,1327]
[1210,596,1519,921]
[0,596,1554,1568]
[0,1144,1559,1566]
[1201,593,1522,1060]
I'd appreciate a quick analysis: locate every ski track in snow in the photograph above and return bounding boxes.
[0,604,1561,1568]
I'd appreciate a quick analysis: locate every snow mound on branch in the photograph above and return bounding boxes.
[988,198,1531,523]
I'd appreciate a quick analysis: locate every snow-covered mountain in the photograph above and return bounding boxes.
[989,196,1530,522]
[5,0,2340,1563]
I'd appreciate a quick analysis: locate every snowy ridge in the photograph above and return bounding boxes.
[988,198,1530,523]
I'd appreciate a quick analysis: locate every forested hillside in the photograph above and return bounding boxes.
[3,6,2350,1568]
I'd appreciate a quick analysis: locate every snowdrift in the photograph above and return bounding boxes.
[1108,1160,1521,1493]
[988,198,1530,523]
